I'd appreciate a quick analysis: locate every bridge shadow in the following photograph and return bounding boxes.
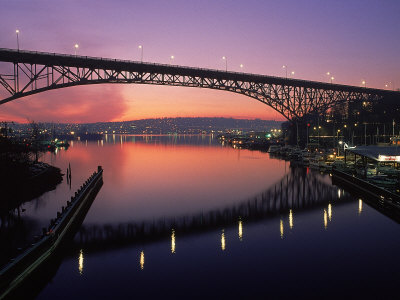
[72,167,353,253]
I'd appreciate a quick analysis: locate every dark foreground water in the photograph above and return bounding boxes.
[6,135,400,299]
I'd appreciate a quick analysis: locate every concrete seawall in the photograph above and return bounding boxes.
[0,166,103,299]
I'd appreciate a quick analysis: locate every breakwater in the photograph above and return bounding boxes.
[0,166,103,299]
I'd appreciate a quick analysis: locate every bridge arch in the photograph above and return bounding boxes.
[0,48,396,121]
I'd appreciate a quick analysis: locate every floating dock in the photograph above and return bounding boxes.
[332,168,400,205]
[0,166,103,299]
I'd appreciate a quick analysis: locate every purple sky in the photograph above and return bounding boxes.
[0,0,399,123]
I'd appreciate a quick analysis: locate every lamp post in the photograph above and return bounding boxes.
[362,80,366,88]
[16,29,20,51]
[222,56,227,72]
[290,71,295,77]
[282,65,287,79]
[337,129,341,156]
[74,44,79,56]
[170,55,174,64]
[330,76,334,84]
[240,64,244,71]
[138,45,143,62]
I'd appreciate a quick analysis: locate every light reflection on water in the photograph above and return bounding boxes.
[171,229,176,254]
[238,219,243,241]
[140,251,145,270]
[9,134,399,300]
[221,230,226,251]
[78,249,84,275]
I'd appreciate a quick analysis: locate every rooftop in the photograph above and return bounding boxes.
[346,146,400,162]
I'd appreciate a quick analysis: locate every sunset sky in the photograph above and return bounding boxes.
[0,0,399,123]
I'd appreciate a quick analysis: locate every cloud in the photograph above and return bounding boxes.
[0,84,128,123]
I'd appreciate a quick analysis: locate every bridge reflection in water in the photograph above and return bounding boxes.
[74,167,353,254]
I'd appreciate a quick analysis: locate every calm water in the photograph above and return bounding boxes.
[9,135,400,299]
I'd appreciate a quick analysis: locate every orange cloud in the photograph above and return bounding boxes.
[0,84,127,123]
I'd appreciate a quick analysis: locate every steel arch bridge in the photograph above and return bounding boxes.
[0,48,398,121]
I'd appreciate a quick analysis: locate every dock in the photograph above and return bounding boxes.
[0,166,103,299]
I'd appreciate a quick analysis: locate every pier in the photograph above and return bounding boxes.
[0,166,103,299]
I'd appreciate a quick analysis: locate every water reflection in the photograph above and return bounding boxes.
[280,219,284,239]
[359,199,363,215]
[328,203,332,221]
[238,219,243,241]
[323,209,328,229]
[102,134,221,147]
[78,249,84,275]
[171,229,176,254]
[221,230,226,251]
[74,167,354,252]
[140,251,145,270]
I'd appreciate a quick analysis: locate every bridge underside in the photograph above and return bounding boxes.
[0,50,390,121]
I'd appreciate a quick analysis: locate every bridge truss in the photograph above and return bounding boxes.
[0,48,397,120]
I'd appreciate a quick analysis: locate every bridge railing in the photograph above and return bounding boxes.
[0,48,397,95]
[0,48,340,84]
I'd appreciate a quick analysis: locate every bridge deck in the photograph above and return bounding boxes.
[0,48,396,95]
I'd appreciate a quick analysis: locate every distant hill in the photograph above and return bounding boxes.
[9,117,284,135]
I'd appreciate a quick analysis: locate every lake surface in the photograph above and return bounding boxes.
[6,135,400,299]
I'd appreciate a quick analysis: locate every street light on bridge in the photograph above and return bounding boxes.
[240,64,244,70]
[282,65,287,79]
[330,76,334,84]
[222,56,227,72]
[170,55,175,64]
[290,71,295,77]
[138,45,143,62]
[15,29,20,51]
[74,44,79,56]
[362,80,366,88]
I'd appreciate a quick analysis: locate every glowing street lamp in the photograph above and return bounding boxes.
[240,63,244,70]
[74,44,79,56]
[15,29,20,51]
[222,56,227,72]
[290,71,295,77]
[330,76,334,84]
[282,65,287,78]
[362,80,366,88]
[138,45,143,62]
[385,82,394,90]
[170,55,175,64]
